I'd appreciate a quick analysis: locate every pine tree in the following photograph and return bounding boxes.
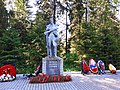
[69,0,120,69]
[0,29,22,66]
[0,0,9,30]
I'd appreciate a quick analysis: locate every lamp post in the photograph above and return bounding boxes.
[66,5,68,54]
[85,0,90,23]
[65,2,69,55]
[53,0,56,24]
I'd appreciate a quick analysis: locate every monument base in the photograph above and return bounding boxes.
[42,56,63,75]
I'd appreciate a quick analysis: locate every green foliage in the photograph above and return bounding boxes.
[0,28,23,66]
[0,0,9,29]
[0,0,120,73]
[64,53,80,71]
[69,0,120,70]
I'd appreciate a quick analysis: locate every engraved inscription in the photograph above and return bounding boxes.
[46,60,60,75]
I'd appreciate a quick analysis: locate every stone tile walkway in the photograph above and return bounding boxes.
[0,72,120,90]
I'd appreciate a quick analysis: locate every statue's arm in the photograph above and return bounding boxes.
[45,24,58,35]
[44,29,56,35]
[44,31,49,35]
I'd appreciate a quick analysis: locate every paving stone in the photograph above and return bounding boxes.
[0,72,120,90]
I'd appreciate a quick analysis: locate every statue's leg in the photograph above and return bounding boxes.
[50,48,52,57]
[49,38,52,57]
[52,39,57,57]
[53,46,57,57]
[51,43,54,56]
[46,36,50,56]
[47,47,50,56]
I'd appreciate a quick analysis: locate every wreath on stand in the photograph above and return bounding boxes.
[0,65,16,82]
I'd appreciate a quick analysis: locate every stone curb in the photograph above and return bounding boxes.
[64,70,120,74]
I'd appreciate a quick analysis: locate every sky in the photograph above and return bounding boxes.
[4,0,120,20]
[116,2,120,20]
[4,0,120,41]
[27,0,39,20]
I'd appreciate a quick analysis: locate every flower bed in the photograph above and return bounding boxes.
[29,74,72,83]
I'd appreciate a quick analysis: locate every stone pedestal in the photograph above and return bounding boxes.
[42,56,63,75]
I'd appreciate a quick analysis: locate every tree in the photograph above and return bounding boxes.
[0,29,23,66]
[69,0,120,69]
[0,0,9,30]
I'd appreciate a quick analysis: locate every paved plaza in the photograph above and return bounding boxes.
[0,71,120,90]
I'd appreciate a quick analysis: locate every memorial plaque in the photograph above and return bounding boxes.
[42,56,63,75]
[46,60,60,75]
